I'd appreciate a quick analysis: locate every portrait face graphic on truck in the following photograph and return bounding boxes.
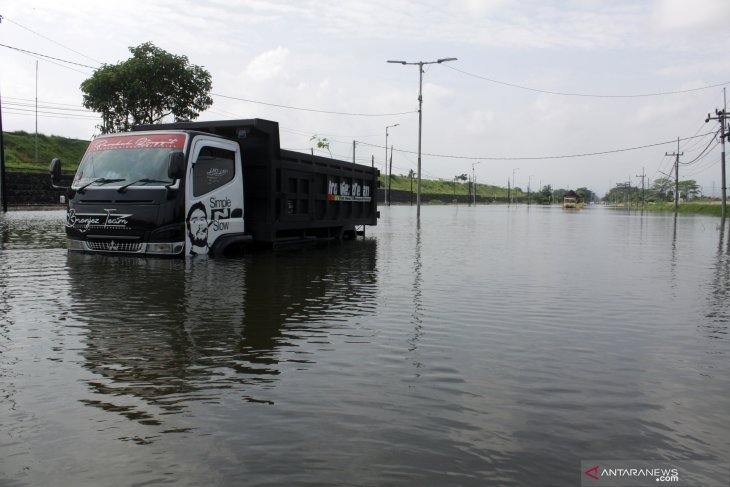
[186,201,210,255]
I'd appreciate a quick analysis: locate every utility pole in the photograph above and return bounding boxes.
[473,172,477,205]
[387,57,457,219]
[409,170,413,205]
[621,181,632,210]
[636,167,646,207]
[0,88,6,213]
[471,161,481,206]
[706,91,728,219]
[35,60,39,162]
[0,15,6,212]
[468,174,472,206]
[388,144,393,206]
[352,140,356,164]
[665,138,683,214]
[384,123,399,207]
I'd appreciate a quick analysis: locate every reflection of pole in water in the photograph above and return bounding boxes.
[408,217,424,373]
[704,219,730,339]
[719,219,725,253]
[669,213,678,290]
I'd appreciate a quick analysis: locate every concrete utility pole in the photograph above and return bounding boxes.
[636,167,646,207]
[35,61,39,162]
[384,123,398,206]
[388,144,393,205]
[666,138,683,214]
[706,91,728,219]
[387,57,457,219]
[471,161,481,206]
[0,15,7,212]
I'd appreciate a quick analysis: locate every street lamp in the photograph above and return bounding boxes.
[387,57,457,218]
[385,123,399,206]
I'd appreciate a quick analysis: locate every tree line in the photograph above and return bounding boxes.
[604,177,701,205]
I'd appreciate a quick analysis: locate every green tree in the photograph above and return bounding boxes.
[81,42,213,133]
[649,177,674,202]
[678,179,701,200]
[604,184,639,205]
[453,173,467,198]
[576,187,595,203]
[310,135,332,157]
[534,184,553,204]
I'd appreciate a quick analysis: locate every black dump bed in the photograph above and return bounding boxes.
[133,119,379,243]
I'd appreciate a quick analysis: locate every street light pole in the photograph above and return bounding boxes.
[387,57,457,219]
[472,161,482,206]
[385,123,399,206]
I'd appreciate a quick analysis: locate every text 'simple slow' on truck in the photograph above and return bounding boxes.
[50,119,379,257]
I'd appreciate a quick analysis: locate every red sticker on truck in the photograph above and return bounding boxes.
[87,134,187,152]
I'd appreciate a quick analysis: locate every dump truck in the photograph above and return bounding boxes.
[50,119,379,257]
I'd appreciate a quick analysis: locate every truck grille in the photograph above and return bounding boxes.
[86,239,143,253]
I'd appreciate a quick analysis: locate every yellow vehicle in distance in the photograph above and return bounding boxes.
[562,190,584,209]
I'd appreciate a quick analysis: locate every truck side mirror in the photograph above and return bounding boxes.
[168,152,185,180]
[50,158,62,182]
[49,158,68,189]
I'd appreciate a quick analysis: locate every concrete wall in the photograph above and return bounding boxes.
[5,172,69,207]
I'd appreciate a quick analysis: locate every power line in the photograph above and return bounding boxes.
[680,129,720,165]
[4,96,87,108]
[356,132,715,161]
[0,42,98,69]
[683,145,720,177]
[444,64,730,98]
[1,40,418,118]
[4,99,95,114]
[1,15,102,64]
[3,107,98,120]
[211,93,417,117]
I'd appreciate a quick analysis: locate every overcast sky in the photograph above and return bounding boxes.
[2,0,729,196]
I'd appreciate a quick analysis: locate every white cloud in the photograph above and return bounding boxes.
[651,0,730,32]
[246,46,291,81]
[463,110,496,135]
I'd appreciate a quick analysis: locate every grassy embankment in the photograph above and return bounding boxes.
[639,201,726,218]
[4,131,87,174]
[5,130,523,200]
[381,173,522,201]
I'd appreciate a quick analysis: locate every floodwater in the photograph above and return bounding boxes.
[1,205,729,486]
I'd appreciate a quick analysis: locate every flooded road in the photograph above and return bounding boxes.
[1,206,729,486]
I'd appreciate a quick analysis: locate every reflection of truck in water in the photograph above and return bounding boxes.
[50,119,379,257]
[65,240,378,416]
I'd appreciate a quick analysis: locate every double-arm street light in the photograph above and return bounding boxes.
[385,123,399,206]
[387,57,457,218]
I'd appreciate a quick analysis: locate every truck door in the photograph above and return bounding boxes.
[185,137,244,256]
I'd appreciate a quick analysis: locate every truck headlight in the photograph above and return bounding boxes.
[146,242,185,255]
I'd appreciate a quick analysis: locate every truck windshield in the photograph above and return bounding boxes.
[73,134,187,189]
